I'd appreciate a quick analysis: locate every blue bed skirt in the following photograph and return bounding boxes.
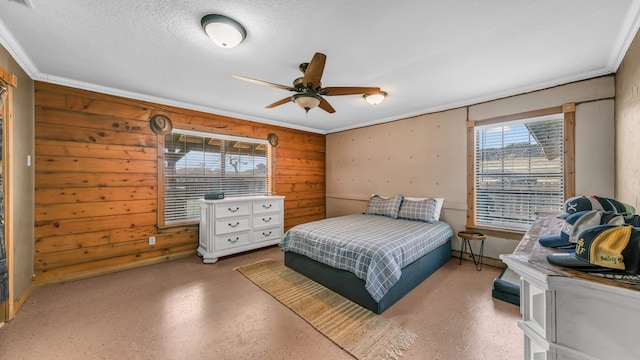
[284,238,452,314]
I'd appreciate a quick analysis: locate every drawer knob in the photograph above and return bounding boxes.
[262,217,272,223]
[262,204,272,209]
[262,231,272,237]
[228,207,240,212]
[228,237,239,243]
[229,222,240,228]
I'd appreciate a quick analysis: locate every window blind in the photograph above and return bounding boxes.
[163,129,270,224]
[474,115,564,230]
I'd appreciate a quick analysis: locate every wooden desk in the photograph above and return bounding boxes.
[500,213,640,360]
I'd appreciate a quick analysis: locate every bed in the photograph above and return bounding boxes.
[280,195,454,314]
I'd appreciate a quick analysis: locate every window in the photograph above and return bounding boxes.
[160,128,271,226]
[468,105,575,233]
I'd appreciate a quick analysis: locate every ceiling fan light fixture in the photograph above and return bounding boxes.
[292,93,322,113]
[364,91,387,105]
[201,14,247,48]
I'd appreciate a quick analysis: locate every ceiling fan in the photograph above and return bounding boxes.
[232,52,383,114]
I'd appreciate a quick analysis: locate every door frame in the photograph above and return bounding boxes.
[0,66,16,322]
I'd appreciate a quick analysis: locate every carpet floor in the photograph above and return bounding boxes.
[0,246,523,359]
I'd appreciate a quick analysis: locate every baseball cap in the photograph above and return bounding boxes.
[538,210,625,248]
[546,224,640,275]
[624,214,640,227]
[558,196,635,219]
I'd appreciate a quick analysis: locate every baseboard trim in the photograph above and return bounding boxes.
[10,281,36,320]
[451,250,506,269]
[33,250,196,289]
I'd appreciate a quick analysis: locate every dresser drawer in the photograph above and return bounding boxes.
[252,227,282,243]
[253,199,282,214]
[215,203,251,218]
[215,217,250,235]
[252,213,281,228]
[199,196,284,264]
[521,278,554,341]
[215,232,251,250]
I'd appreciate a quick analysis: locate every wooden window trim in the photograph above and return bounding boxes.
[466,104,575,238]
[156,124,272,229]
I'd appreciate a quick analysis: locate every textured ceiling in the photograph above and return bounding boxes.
[1,0,639,134]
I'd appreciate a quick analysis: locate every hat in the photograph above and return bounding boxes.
[559,196,635,219]
[546,224,640,275]
[149,114,173,135]
[538,210,625,248]
[624,214,640,227]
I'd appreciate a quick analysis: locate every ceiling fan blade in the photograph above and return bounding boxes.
[265,97,292,109]
[318,98,336,113]
[232,75,293,91]
[322,86,381,96]
[302,53,326,88]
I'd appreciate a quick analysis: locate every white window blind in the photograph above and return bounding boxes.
[475,114,564,230]
[163,129,270,224]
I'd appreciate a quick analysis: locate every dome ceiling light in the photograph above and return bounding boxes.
[201,14,247,48]
[364,91,387,105]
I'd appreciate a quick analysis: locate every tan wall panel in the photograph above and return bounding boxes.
[469,76,615,120]
[327,78,616,260]
[575,100,615,197]
[327,108,467,204]
[0,44,35,304]
[615,29,640,208]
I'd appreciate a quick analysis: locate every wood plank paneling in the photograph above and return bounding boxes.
[35,199,157,221]
[34,81,325,283]
[35,156,157,174]
[36,139,157,161]
[36,173,157,188]
[35,186,156,205]
[35,231,111,253]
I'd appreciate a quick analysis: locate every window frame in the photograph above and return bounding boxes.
[466,104,575,239]
[157,125,273,229]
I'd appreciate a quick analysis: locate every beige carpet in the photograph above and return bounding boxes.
[235,259,417,360]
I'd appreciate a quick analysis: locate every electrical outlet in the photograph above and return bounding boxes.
[149,236,156,245]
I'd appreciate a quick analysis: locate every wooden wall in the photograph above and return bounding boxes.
[34,82,325,283]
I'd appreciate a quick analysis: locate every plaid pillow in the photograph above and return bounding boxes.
[364,194,403,219]
[398,198,439,223]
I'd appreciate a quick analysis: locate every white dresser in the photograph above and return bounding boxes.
[501,214,640,360]
[198,195,285,263]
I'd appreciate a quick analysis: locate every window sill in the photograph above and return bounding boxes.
[464,225,525,240]
[157,221,199,230]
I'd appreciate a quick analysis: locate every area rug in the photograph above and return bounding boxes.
[235,259,417,360]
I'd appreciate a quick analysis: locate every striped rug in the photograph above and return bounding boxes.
[235,259,417,360]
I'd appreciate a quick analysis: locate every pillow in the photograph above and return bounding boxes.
[364,194,403,219]
[400,197,445,222]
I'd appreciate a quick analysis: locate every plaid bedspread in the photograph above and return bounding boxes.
[280,214,454,302]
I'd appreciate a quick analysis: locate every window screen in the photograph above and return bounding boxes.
[474,114,564,230]
[163,129,270,224]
